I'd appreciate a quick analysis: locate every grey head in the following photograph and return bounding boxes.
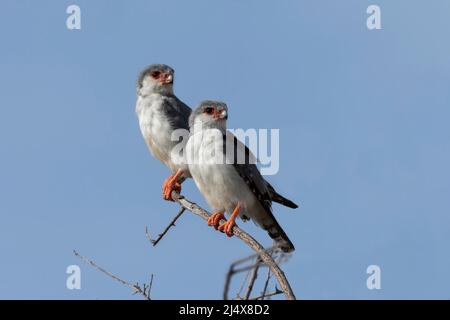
[189,100,228,131]
[137,64,175,96]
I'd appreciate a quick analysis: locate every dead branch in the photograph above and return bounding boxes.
[243,257,262,300]
[146,207,186,246]
[227,246,276,266]
[251,287,283,300]
[223,266,234,300]
[225,248,289,300]
[233,263,267,274]
[73,250,153,300]
[73,191,295,300]
[171,191,296,300]
[260,267,272,300]
[223,245,277,299]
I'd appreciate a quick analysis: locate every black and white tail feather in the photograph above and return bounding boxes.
[227,134,298,252]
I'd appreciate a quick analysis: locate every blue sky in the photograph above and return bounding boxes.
[1,0,449,299]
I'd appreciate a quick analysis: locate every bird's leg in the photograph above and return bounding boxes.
[218,203,241,237]
[162,169,183,201]
[207,211,226,230]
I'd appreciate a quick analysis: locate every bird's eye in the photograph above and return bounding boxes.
[150,71,161,78]
[204,107,214,115]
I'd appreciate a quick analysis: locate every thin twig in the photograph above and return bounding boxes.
[171,191,296,300]
[73,250,151,300]
[223,265,234,300]
[147,274,154,296]
[223,246,277,300]
[228,246,277,267]
[244,257,262,300]
[260,267,272,300]
[251,288,283,300]
[232,263,268,274]
[146,207,186,246]
[233,270,250,300]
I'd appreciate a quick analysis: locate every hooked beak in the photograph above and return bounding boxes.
[161,73,173,84]
[213,109,227,120]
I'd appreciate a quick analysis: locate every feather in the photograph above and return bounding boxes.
[224,134,295,252]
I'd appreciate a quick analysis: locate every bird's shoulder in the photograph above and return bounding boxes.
[160,95,192,130]
[137,94,191,130]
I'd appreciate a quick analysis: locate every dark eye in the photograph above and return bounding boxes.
[204,107,214,114]
[150,71,161,78]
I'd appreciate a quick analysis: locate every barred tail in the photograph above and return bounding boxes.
[264,219,295,253]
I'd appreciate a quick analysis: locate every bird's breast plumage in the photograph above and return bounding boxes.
[136,94,189,173]
[186,124,295,252]
[186,129,261,220]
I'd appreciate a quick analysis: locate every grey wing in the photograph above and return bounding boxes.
[225,131,298,208]
[163,96,192,131]
[225,134,295,252]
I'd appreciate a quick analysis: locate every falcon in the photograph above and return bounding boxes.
[135,64,191,200]
[186,101,298,252]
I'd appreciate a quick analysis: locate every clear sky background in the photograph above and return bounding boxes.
[1,0,449,299]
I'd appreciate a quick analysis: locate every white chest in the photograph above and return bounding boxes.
[187,129,247,211]
[136,95,174,166]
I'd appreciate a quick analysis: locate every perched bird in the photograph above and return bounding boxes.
[186,101,298,252]
[135,64,192,200]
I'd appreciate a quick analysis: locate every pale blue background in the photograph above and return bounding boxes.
[1,0,449,299]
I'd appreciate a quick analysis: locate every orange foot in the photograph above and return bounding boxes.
[162,169,183,201]
[207,212,226,230]
[218,203,241,237]
[218,218,238,237]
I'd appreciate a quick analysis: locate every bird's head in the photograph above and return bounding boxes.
[189,100,228,131]
[137,64,174,96]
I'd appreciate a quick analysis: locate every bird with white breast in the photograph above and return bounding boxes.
[135,64,192,200]
[186,101,298,252]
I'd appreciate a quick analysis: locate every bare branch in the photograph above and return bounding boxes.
[243,257,262,300]
[74,191,295,300]
[73,250,151,300]
[171,191,296,300]
[232,262,268,274]
[223,246,277,300]
[223,246,278,300]
[228,246,277,267]
[146,207,186,246]
[260,267,272,300]
[251,287,283,300]
[223,266,234,300]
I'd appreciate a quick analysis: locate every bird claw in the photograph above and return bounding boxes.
[207,212,226,230]
[218,219,237,237]
[207,212,236,237]
[162,176,181,201]
[209,204,241,238]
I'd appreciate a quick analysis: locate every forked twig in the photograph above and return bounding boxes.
[260,267,272,300]
[170,191,296,300]
[243,257,262,300]
[146,207,186,246]
[251,288,283,300]
[73,250,153,300]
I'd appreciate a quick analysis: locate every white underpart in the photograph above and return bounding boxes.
[136,93,188,174]
[186,128,268,225]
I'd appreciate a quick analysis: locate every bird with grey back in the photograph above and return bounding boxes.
[186,101,298,252]
[135,64,192,200]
